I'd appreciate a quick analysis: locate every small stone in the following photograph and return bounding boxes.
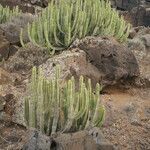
[0,96,6,111]
[0,111,7,121]
[124,102,135,113]
[130,113,141,126]
[129,29,136,39]
[30,0,37,4]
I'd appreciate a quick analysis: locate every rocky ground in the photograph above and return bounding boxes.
[102,87,150,150]
[0,1,150,150]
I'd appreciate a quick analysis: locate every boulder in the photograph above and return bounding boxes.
[2,42,49,73]
[110,0,150,26]
[22,130,52,150]
[128,2,150,27]
[0,0,38,13]
[22,128,115,150]
[0,30,21,61]
[128,27,150,87]
[110,0,140,10]
[0,14,35,45]
[71,36,139,86]
[55,128,114,150]
[40,49,101,86]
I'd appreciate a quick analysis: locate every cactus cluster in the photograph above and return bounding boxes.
[24,66,105,135]
[20,0,131,54]
[0,4,21,24]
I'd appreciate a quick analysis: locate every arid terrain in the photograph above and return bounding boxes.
[0,0,150,150]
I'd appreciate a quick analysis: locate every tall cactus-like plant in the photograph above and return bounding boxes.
[21,0,131,54]
[0,4,21,24]
[24,66,105,135]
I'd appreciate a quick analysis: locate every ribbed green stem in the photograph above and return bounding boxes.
[24,65,105,135]
[21,0,130,54]
[0,4,21,24]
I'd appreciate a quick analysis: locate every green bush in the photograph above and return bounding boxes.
[24,66,105,135]
[0,4,21,24]
[21,0,131,54]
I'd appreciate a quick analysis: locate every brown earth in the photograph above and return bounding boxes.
[102,86,150,150]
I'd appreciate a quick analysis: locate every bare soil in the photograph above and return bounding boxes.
[101,86,150,150]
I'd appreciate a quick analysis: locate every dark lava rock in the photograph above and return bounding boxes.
[110,0,145,10]
[128,27,150,87]
[30,0,48,7]
[71,36,139,86]
[0,29,20,60]
[0,33,10,60]
[0,0,48,12]
[22,130,52,150]
[22,129,115,150]
[1,42,49,73]
[130,4,150,26]
[0,0,38,13]
[0,14,35,45]
[110,0,150,26]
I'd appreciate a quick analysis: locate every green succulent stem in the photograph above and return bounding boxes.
[0,4,21,24]
[20,0,131,54]
[24,65,105,135]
